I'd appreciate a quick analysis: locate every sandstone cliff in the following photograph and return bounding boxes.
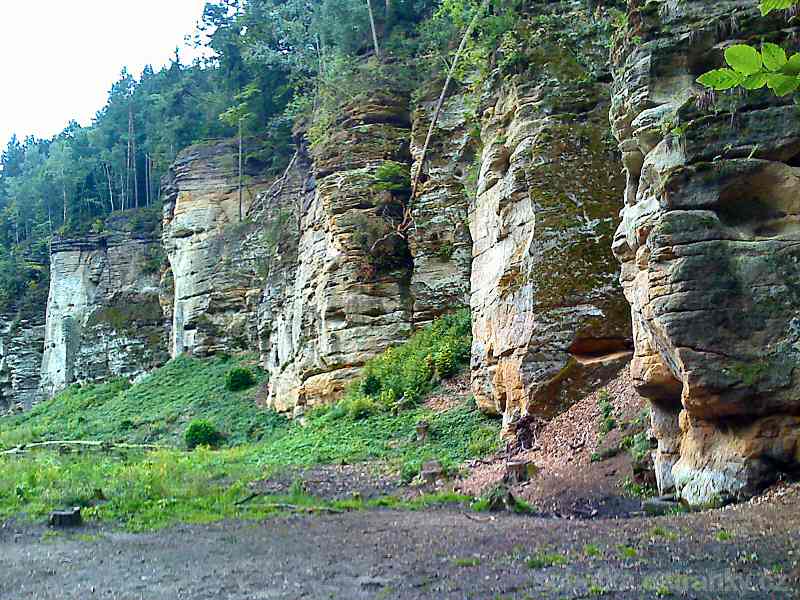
[161,140,275,358]
[16,0,799,511]
[39,212,169,397]
[262,94,415,412]
[0,316,45,411]
[611,0,800,504]
[467,3,632,430]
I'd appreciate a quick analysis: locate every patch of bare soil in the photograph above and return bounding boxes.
[3,487,800,599]
[456,367,650,518]
[250,463,402,501]
[424,373,471,412]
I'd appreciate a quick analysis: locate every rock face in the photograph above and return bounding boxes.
[39,212,169,397]
[0,317,45,411]
[611,0,800,504]
[161,140,274,357]
[262,93,414,411]
[469,4,631,429]
[408,87,476,324]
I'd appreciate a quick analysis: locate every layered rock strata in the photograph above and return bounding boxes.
[408,87,476,324]
[263,93,414,411]
[0,317,45,411]
[470,4,631,428]
[39,213,169,397]
[611,0,800,503]
[161,140,275,357]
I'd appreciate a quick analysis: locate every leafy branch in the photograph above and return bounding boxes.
[697,0,800,96]
[698,43,800,96]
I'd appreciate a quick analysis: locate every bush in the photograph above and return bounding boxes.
[224,367,256,392]
[434,343,457,378]
[347,309,472,414]
[372,161,411,193]
[184,420,222,450]
[345,396,379,421]
[468,425,500,456]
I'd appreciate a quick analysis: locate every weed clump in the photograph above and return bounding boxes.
[372,161,411,193]
[184,420,222,450]
[342,309,471,417]
[224,367,257,392]
[597,389,617,437]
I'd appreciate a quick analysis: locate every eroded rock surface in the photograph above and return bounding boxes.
[469,4,631,429]
[611,0,800,503]
[263,93,414,411]
[0,317,45,411]
[408,87,476,324]
[161,140,274,357]
[39,212,169,397]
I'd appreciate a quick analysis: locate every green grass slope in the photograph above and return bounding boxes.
[0,310,501,530]
[0,355,285,449]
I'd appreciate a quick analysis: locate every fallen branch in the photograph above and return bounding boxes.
[250,150,300,216]
[234,492,262,506]
[462,512,496,523]
[235,492,344,514]
[259,503,344,514]
[1,440,162,456]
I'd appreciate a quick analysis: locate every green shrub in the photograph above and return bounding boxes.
[345,396,379,421]
[597,390,617,437]
[400,458,422,483]
[372,161,411,193]
[434,343,457,378]
[224,367,256,392]
[184,420,222,450]
[348,309,472,415]
[468,425,500,456]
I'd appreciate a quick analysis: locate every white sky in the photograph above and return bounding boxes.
[0,0,210,149]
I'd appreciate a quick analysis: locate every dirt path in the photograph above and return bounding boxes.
[2,493,798,600]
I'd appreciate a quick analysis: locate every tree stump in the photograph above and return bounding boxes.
[49,507,83,528]
[416,420,429,443]
[420,460,443,484]
[505,460,537,484]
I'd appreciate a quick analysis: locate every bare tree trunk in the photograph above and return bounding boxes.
[127,105,134,210]
[120,171,126,211]
[130,106,139,209]
[104,163,115,212]
[145,153,151,207]
[385,0,391,17]
[409,0,488,204]
[366,0,382,61]
[61,166,68,225]
[238,119,244,222]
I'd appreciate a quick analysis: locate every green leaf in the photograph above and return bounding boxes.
[762,43,787,72]
[766,73,800,96]
[781,53,800,76]
[724,45,763,76]
[742,72,768,90]
[697,69,744,91]
[760,0,797,15]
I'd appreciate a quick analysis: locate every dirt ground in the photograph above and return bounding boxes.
[2,488,799,600]
[3,369,798,599]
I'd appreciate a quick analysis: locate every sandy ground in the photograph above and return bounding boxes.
[2,491,799,600]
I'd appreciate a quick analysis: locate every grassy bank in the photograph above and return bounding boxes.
[0,311,500,531]
[0,354,284,449]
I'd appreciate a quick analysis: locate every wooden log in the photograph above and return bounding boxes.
[1,440,162,456]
